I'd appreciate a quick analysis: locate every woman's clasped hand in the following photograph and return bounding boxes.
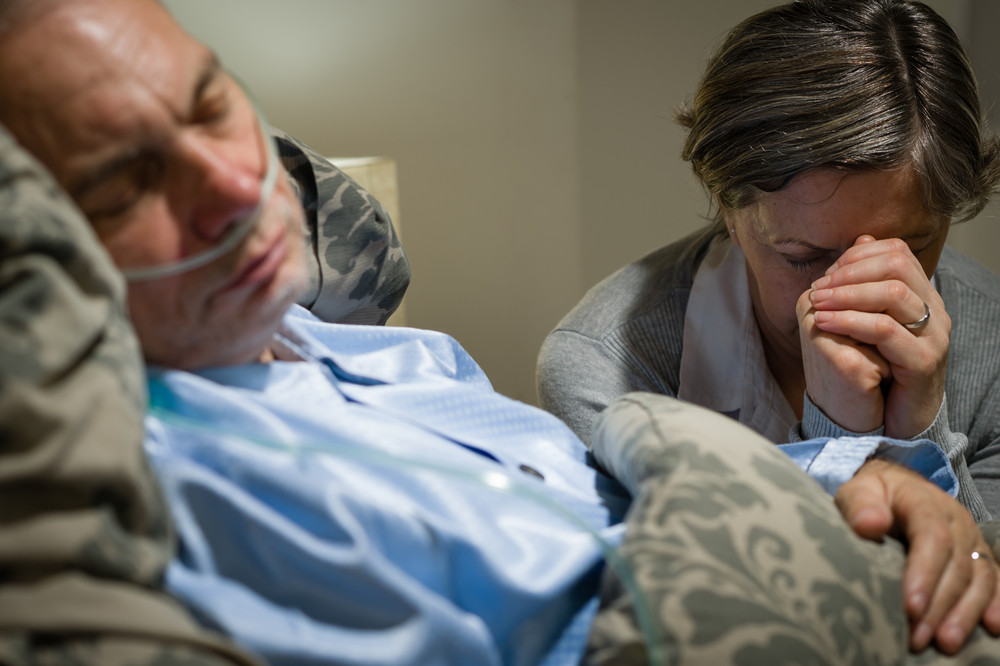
[799,234,950,439]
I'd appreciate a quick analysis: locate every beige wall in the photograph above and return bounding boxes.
[576,0,776,290]
[165,0,580,405]
[577,0,1000,287]
[165,0,999,405]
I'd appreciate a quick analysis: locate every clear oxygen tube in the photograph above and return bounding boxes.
[148,403,665,665]
[120,78,279,283]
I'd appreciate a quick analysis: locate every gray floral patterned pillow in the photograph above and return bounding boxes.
[0,124,256,664]
[274,129,411,326]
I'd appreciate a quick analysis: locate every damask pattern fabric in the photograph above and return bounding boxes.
[275,129,411,326]
[0,123,407,666]
[0,126,258,665]
[585,393,1000,666]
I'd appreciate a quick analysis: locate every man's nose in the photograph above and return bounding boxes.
[181,136,262,242]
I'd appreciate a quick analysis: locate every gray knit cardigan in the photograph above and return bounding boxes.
[538,226,1000,522]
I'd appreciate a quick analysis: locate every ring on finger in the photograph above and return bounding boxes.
[904,302,931,330]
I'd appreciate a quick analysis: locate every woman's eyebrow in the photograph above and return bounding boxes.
[768,236,831,252]
[769,229,938,250]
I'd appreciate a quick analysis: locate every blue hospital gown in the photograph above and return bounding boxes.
[143,306,954,666]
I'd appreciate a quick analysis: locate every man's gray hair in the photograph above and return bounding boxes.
[678,0,1000,226]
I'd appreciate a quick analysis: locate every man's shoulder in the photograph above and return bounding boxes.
[279,306,495,388]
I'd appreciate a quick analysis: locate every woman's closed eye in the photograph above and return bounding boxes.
[783,253,830,272]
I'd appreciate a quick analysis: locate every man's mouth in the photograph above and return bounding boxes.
[221,229,288,293]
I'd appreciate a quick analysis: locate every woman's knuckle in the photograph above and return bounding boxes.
[874,315,896,337]
[886,280,909,304]
[833,349,865,375]
[886,238,908,253]
[886,252,909,274]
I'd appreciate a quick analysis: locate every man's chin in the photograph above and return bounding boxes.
[142,325,280,370]
[133,232,308,370]
[139,293,302,370]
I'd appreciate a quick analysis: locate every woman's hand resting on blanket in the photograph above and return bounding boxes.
[836,459,1000,654]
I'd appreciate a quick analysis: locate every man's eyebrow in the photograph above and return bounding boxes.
[190,51,224,116]
[69,148,147,202]
[69,54,225,201]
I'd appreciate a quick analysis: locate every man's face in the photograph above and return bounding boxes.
[0,0,308,369]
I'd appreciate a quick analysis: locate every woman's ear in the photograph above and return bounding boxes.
[717,195,741,248]
[723,213,741,249]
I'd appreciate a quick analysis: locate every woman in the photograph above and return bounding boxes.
[538,0,1000,654]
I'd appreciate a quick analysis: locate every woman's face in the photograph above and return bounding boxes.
[726,167,950,362]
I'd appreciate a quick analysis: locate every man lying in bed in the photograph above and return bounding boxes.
[1,1,999,664]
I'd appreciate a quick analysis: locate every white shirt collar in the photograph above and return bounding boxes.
[677,237,798,443]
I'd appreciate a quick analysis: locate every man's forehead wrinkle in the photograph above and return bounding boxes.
[121,38,221,125]
[47,0,202,116]
[155,50,222,124]
[58,64,223,199]
[71,6,123,47]
[2,5,135,112]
